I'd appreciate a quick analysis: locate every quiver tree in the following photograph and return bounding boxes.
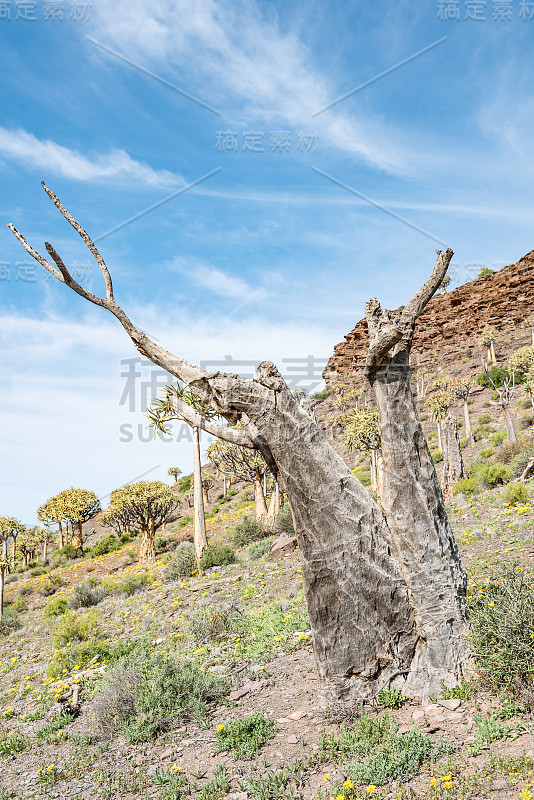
[449,376,475,444]
[17,528,41,567]
[168,466,182,484]
[9,185,470,705]
[479,325,499,365]
[342,406,381,495]
[508,346,534,378]
[440,274,451,293]
[57,488,101,555]
[102,500,132,540]
[425,390,454,452]
[522,316,534,347]
[207,440,269,522]
[0,554,13,618]
[524,365,534,409]
[104,481,179,562]
[37,496,65,548]
[0,517,25,560]
[484,363,517,442]
[198,471,215,504]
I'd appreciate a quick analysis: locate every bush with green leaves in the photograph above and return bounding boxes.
[188,600,242,643]
[215,711,276,759]
[477,366,510,389]
[0,606,21,635]
[43,596,68,618]
[229,517,265,547]
[473,423,494,441]
[88,535,122,557]
[68,579,107,609]
[275,505,295,536]
[478,413,492,424]
[54,543,78,562]
[53,609,102,647]
[511,447,534,479]
[38,573,62,597]
[0,730,29,757]
[177,515,193,528]
[117,573,152,596]
[503,482,528,506]
[494,438,527,464]
[91,645,230,742]
[520,410,534,429]
[468,565,534,698]
[431,451,443,464]
[165,542,196,580]
[319,711,452,786]
[48,639,111,679]
[199,543,236,570]
[479,447,494,459]
[441,678,473,700]
[377,688,406,709]
[241,538,274,561]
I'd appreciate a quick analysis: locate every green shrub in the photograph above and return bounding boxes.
[216,712,276,759]
[68,580,107,609]
[241,538,273,561]
[477,366,509,389]
[441,678,473,700]
[55,544,78,561]
[48,639,111,679]
[519,398,533,409]
[503,482,528,506]
[200,544,236,570]
[92,646,230,742]
[53,610,102,647]
[474,423,494,441]
[36,712,76,743]
[478,413,492,424]
[459,437,468,449]
[521,410,534,429]
[319,711,452,786]
[0,607,21,635]
[29,566,48,577]
[431,451,443,464]
[0,730,29,757]
[166,542,196,580]
[38,573,62,597]
[453,476,479,496]
[275,506,295,536]
[89,535,121,557]
[43,596,68,618]
[479,447,494,459]
[481,463,512,486]
[118,573,151,596]
[510,448,534,479]
[11,598,27,613]
[311,389,330,401]
[377,688,406,709]
[177,474,192,493]
[177,515,193,528]
[188,601,242,643]
[229,517,264,547]
[469,565,534,698]
[495,439,527,464]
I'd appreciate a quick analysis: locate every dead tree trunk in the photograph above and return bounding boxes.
[10,186,471,705]
[253,474,268,522]
[441,414,464,500]
[192,426,208,564]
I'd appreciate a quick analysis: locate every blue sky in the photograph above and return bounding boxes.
[1,0,534,523]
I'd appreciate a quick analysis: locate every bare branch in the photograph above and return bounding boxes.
[400,248,454,327]
[167,395,255,447]
[7,224,63,282]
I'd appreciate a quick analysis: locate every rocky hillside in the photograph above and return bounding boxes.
[324,250,534,386]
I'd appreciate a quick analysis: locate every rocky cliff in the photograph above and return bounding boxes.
[324,249,534,386]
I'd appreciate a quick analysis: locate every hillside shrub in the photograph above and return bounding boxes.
[188,601,242,643]
[91,646,230,741]
[200,543,236,570]
[494,439,526,464]
[177,515,193,528]
[43,596,67,618]
[275,506,295,536]
[490,431,506,447]
[89,535,122,557]
[469,565,534,699]
[229,517,264,547]
[431,451,443,464]
[478,413,492,424]
[38,573,62,597]
[481,464,512,487]
[453,476,479,497]
[311,389,330,401]
[503,482,528,506]
[54,544,78,562]
[510,448,534,479]
[119,573,151,596]
[166,542,196,580]
[53,610,102,647]
[241,538,274,561]
[477,366,509,389]
[0,607,21,636]
[215,711,276,759]
[474,423,494,441]
[68,580,107,609]
[29,566,47,577]
[520,410,534,429]
[479,447,494,459]
[177,474,192,493]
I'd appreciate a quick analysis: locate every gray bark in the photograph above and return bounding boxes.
[192,426,208,563]
[441,414,464,500]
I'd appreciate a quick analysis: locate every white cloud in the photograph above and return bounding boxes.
[168,258,268,302]
[86,0,412,174]
[0,127,183,187]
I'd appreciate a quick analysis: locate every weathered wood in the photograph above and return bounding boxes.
[441,413,464,500]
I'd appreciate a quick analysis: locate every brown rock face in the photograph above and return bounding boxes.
[269,536,298,559]
[324,250,534,385]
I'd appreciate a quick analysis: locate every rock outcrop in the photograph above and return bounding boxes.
[324,250,534,386]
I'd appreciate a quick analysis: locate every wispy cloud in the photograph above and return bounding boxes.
[168,258,268,302]
[0,127,183,187]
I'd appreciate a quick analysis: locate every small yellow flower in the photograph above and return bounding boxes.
[343,780,354,789]
[323,774,331,782]
[335,795,344,800]
[430,777,438,786]
[443,781,453,789]
[170,764,181,771]
[366,787,377,795]
[216,724,224,731]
